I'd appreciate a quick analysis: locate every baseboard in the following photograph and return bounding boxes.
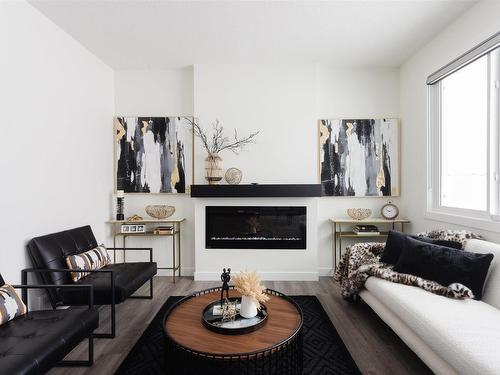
[157,267,194,277]
[194,271,319,281]
[158,268,327,279]
[318,267,334,277]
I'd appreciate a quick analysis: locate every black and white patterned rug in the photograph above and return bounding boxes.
[116,296,360,375]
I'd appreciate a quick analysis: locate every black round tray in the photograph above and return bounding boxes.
[201,297,268,335]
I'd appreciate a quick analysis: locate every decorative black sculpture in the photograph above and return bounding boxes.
[220,268,231,306]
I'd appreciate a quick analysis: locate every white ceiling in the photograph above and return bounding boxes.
[29,0,477,69]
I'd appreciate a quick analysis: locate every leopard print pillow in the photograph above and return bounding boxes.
[415,230,482,249]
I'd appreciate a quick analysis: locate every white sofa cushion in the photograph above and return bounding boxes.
[365,277,500,375]
[464,239,500,309]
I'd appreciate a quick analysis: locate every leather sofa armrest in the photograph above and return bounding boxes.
[21,268,114,308]
[11,283,94,310]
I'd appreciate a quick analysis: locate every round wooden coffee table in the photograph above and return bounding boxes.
[163,287,303,375]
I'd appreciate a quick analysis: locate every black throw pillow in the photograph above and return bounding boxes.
[380,230,462,265]
[394,236,494,299]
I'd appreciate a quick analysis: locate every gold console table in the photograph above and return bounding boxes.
[330,218,410,269]
[107,218,185,283]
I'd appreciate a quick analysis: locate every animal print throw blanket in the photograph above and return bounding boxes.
[334,230,482,300]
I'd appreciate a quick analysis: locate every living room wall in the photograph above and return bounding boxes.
[400,0,500,242]
[3,0,497,285]
[0,1,114,283]
[113,68,195,275]
[114,64,400,277]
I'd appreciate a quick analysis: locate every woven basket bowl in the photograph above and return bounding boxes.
[145,205,175,219]
[346,208,372,220]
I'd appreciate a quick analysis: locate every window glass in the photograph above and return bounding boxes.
[440,55,489,211]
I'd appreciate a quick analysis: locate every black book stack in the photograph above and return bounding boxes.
[353,224,380,236]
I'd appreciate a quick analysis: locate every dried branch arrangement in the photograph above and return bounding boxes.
[232,271,269,309]
[187,118,259,155]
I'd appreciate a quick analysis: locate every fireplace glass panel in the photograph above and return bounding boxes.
[206,206,306,249]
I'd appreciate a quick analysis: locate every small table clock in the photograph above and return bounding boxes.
[381,200,399,220]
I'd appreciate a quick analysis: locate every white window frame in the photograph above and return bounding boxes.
[427,49,500,232]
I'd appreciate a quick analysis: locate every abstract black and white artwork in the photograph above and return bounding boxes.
[115,117,193,193]
[319,118,399,197]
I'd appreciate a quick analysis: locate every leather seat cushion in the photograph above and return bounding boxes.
[59,262,157,305]
[0,307,98,375]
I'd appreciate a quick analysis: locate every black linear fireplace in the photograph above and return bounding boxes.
[206,206,306,249]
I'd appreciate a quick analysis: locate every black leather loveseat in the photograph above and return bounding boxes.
[0,273,98,374]
[23,225,157,338]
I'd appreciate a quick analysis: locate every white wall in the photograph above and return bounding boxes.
[114,64,400,277]
[0,1,114,283]
[5,0,495,284]
[114,68,193,115]
[194,64,317,280]
[400,0,500,242]
[113,68,195,275]
[0,2,401,281]
[317,66,400,118]
[316,66,400,274]
[193,64,318,184]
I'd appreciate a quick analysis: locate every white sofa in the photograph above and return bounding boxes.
[359,239,500,375]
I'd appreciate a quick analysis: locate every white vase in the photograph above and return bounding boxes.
[240,295,258,318]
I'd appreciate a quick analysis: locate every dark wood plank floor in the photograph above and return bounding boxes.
[48,277,432,375]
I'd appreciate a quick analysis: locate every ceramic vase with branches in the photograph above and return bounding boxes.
[205,153,224,184]
[187,119,259,185]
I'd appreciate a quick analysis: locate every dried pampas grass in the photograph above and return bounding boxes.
[232,270,269,309]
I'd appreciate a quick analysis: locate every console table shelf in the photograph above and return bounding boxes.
[106,218,185,283]
[330,218,410,270]
[107,219,186,224]
[112,231,180,237]
[335,231,390,238]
